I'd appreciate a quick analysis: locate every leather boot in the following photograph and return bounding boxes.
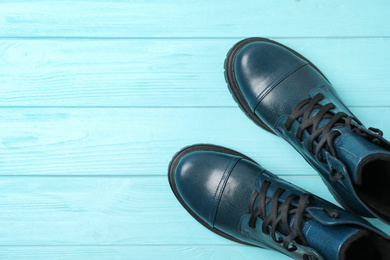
[169,144,390,260]
[224,37,390,223]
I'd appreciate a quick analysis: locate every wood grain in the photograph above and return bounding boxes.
[0,175,388,246]
[1,0,390,38]
[0,107,388,176]
[0,246,290,260]
[0,38,389,107]
[1,0,390,258]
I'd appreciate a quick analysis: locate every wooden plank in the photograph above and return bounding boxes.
[1,0,390,38]
[0,175,388,246]
[0,245,290,260]
[0,38,389,107]
[0,107,388,176]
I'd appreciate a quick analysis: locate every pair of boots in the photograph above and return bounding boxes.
[168,38,390,260]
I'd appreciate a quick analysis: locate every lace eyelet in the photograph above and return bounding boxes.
[248,223,256,229]
[329,168,344,182]
[275,235,283,243]
[330,213,339,219]
[263,228,271,235]
[303,254,318,260]
[248,182,315,255]
[322,208,339,219]
[287,244,297,252]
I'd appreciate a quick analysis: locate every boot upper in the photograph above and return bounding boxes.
[171,147,390,260]
[231,39,390,222]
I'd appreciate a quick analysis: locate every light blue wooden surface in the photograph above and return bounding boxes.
[0,1,389,259]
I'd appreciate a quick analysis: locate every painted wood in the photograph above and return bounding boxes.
[0,175,388,246]
[0,107,388,176]
[1,0,390,38]
[0,38,389,107]
[0,246,291,260]
[1,0,390,258]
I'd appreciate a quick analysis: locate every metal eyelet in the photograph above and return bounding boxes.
[275,234,283,243]
[373,138,380,145]
[322,208,339,219]
[287,244,298,252]
[319,156,326,163]
[329,167,344,182]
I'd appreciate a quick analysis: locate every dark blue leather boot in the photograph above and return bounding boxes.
[224,37,390,223]
[169,144,390,260]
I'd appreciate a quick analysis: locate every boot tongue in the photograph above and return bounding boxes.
[330,126,390,185]
[303,219,367,260]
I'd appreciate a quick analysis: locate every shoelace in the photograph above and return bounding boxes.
[285,93,384,181]
[248,180,339,253]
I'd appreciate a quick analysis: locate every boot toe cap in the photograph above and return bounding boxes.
[234,41,307,111]
[173,151,240,227]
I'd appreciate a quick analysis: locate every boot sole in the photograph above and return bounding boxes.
[168,144,264,248]
[223,37,329,135]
